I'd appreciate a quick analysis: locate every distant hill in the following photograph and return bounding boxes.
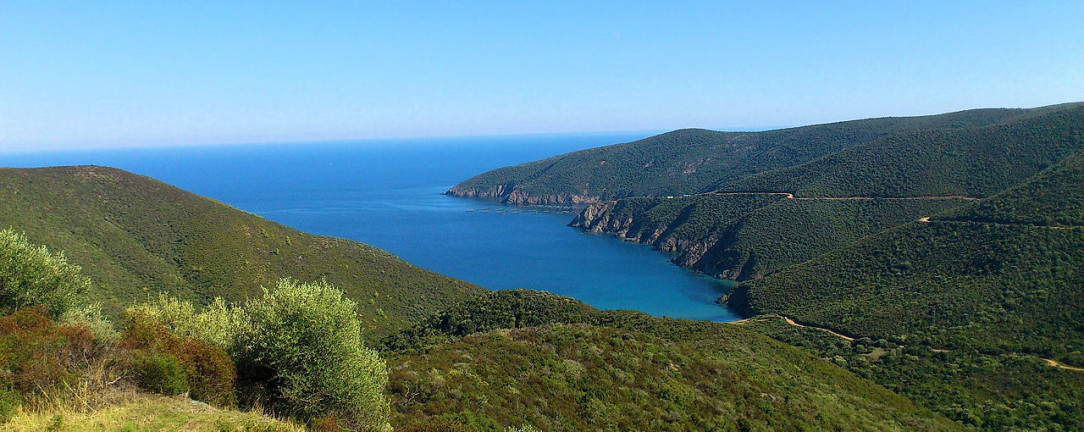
[560,103,1084,280]
[383,290,959,431]
[571,194,968,280]
[721,104,1084,197]
[447,106,1037,204]
[0,166,482,339]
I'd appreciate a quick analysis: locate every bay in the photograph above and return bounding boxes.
[1,133,738,321]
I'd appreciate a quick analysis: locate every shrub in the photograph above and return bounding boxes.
[0,306,103,416]
[233,279,389,431]
[120,314,237,406]
[400,418,472,432]
[130,350,189,395]
[0,229,91,318]
[126,295,239,348]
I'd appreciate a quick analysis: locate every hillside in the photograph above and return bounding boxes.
[0,166,483,339]
[937,148,1084,227]
[723,150,1084,428]
[725,150,1084,359]
[446,106,1034,204]
[572,194,968,280]
[721,103,1084,197]
[561,103,1084,280]
[383,290,958,431]
[6,393,303,431]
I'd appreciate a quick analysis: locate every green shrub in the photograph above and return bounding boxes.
[0,229,91,318]
[400,418,472,432]
[0,382,21,423]
[126,295,239,348]
[130,350,189,395]
[233,279,389,431]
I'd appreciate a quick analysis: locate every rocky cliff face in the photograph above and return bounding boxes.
[445,184,600,206]
[570,202,752,280]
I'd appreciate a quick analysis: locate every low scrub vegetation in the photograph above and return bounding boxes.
[0,231,390,430]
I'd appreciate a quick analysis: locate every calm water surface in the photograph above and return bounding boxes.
[2,134,739,321]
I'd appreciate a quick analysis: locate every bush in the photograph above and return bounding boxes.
[130,350,189,395]
[127,279,390,428]
[233,279,389,431]
[120,314,237,406]
[0,306,103,416]
[0,229,91,318]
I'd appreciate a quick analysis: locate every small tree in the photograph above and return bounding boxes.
[234,279,390,431]
[0,229,90,318]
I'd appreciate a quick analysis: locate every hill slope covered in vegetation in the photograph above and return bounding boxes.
[446,106,1043,204]
[383,290,959,431]
[561,103,1084,280]
[0,166,483,338]
[723,149,1084,428]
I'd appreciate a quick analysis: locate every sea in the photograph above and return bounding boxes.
[0,133,739,322]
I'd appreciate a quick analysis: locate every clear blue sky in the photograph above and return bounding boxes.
[2,1,1082,151]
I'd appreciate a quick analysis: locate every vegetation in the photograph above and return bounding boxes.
[0,229,390,429]
[233,279,389,431]
[741,317,1084,430]
[0,229,91,319]
[0,166,483,339]
[573,194,967,279]
[131,279,391,431]
[938,148,1084,227]
[4,393,305,431]
[447,106,1038,204]
[722,104,1084,197]
[384,290,957,431]
[721,152,1084,429]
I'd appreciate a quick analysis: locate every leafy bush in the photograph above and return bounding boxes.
[0,306,104,417]
[130,350,189,395]
[127,279,391,428]
[232,279,389,431]
[119,313,237,406]
[0,229,91,318]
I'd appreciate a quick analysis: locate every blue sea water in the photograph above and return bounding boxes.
[1,133,738,321]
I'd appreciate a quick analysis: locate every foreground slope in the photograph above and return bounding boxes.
[447,106,1036,204]
[384,290,959,431]
[7,393,303,431]
[0,166,482,338]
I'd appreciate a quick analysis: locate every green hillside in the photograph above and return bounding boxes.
[0,166,482,339]
[722,104,1084,197]
[723,152,1084,428]
[384,290,958,431]
[572,194,967,280]
[938,149,1084,227]
[447,107,1032,204]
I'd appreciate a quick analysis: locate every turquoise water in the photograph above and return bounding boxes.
[1,134,738,321]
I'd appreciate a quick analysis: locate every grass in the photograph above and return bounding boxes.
[6,392,304,432]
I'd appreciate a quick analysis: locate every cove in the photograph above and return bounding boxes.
[1,133,739,322]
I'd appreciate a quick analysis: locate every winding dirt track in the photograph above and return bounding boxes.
[705,192,980,201]
[732,315,1084,373]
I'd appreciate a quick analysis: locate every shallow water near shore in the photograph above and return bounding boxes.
[2,133,739,321]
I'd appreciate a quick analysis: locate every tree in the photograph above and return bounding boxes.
[0,229,90,318]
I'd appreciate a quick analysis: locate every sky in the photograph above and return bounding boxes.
[1,1,1082,152]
